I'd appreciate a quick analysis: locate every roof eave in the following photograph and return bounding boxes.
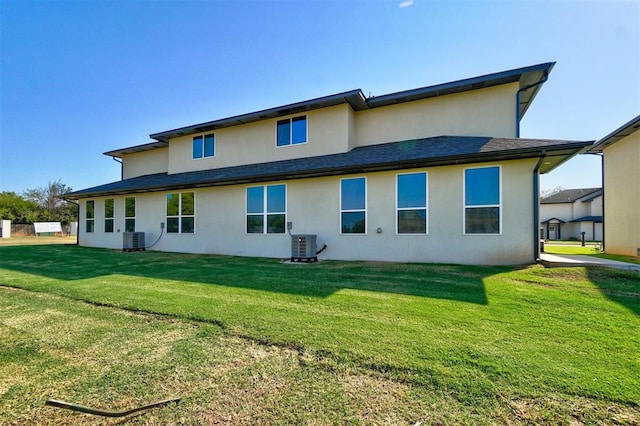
[64,140,590,200]
[589,114,640,153]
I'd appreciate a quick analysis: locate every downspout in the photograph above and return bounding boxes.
[533,150,547,262]
[516,71,550,138]
[112,157,123,180]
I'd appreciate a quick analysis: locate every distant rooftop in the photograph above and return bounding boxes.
[541,188,602,204]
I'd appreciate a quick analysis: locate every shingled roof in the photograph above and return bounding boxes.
[541,188,602,204]
[65,135,591,199]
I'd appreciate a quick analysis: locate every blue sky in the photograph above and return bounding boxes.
[1,0,638,194]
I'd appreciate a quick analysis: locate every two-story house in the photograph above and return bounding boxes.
[65,62,592,265]
[540,188,603,241]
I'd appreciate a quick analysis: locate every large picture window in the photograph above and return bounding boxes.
[193,134,215,159]
[104,198,114,233]
[276,116,307,147]
[85,200,94,233]
[464,166,501,234]
[246,184,286,234]
[397,172,427,234]
[341,177,366,234]
[166,192,195,234]
[125,197,136,232]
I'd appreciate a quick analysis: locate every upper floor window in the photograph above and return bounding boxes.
[166,192,195,233]
[193,134,215,159]
[276,116,306,147]
[246,184,286,234]
[340,177,366,234]
[104,198,114,233]
[85,200,95,233]
[464,166,501,234]
[397,172,427,234]
[125,197,136,232]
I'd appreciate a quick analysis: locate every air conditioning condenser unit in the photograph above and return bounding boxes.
[291,234,317,263]
[123,232,145,252]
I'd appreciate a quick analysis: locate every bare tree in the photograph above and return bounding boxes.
[23,180,76,224]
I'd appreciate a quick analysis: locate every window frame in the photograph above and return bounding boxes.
[192,133,215,159]
[245,184,287,234]
[463,165,502,235]
[340,177,367,235]
[396,172,428,235]
[104,198,114,233]
[85,200,95,233]
[166,192,196,234]
[276,115,307,147]
[124,196,136,232]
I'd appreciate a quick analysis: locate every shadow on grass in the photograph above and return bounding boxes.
[585,267,640,316]
[0,245,494,305]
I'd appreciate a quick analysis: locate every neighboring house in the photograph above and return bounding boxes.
[65,62,592,265]
[589,115,640,256]
[540,188,603,241]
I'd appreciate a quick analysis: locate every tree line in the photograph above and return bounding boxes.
[0,180,77,225]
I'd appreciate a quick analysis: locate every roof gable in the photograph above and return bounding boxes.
[589,114,640,153]
[144,62,555,145]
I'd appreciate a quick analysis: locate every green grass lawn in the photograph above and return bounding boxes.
[1,245,639,424]
[544,243,640,264]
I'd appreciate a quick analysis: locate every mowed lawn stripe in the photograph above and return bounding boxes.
[1,245,638,410]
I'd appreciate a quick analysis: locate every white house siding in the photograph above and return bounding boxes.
[122,147,169,179]
[604,132,640,256]
[166,104,354,175]
[354,84,518,147]
[78,158,537,265]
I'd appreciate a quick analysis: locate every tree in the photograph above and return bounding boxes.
[541,186,564,199]
[0,192,45,223]
[23,180,77,224]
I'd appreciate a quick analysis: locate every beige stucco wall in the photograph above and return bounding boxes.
[122,147,169,179]
[353,83,518,147]
[158,83,518,176]
[167,104,352,174]
[79,158,537,265]
[603,132,640,256]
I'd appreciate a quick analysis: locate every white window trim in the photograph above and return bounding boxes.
[85,200,95,233]
[124,196,136,232]
[275,115,308,148]
[192,134,216,160]
[395,171,428,235]
[104,198,115,233]
[245,184,287,235]
[166,192,196,234]
[339,176,367,235]
[462,165,502,236]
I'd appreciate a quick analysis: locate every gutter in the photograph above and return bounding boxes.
[533,150,546,262]
[516,70,550,137]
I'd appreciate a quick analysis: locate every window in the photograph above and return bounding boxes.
[104,198,114,233]
[341,177,366,234]
[166,192,195,233]
[397,172,427,234]
[85,200,94,233]
[192,134,215,159]
[246,184,286,234]
[464,166,501,234]
[276,116,306,147]
[125,197,136,232]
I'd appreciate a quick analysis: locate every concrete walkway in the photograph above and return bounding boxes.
[540,253,640,272]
